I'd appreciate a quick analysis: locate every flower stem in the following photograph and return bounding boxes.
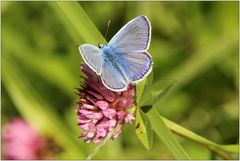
[86,137,109,160]
[86,125,122,160]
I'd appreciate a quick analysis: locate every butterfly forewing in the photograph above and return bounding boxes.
[79,44,103,75]
[109,16,151,52]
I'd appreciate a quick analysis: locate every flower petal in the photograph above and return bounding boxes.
[103,108,116,119]
[96,101,109,110]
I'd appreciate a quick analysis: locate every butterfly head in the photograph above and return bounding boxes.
[98,43,104,49]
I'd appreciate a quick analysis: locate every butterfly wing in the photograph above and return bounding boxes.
[100,60,127,92]
[108,15,152,82]
[108,15,151,52]
[117,51,152,82]
[79,44,103,75]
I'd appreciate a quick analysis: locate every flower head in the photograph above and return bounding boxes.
[2,117,61,159]
[76,64,136,144]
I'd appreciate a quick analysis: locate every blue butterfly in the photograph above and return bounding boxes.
[79,15,153,92]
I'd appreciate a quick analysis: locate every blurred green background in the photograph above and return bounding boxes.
[1,1,239,159]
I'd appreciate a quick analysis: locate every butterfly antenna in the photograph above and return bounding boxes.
[104,20,111,41]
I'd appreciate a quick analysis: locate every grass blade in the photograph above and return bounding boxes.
[2,26,77,96]
[146,106,191,159]
[54,2,105,44]
[161,116,239,153]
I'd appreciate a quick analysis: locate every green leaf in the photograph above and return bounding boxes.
[135,109,153,151]
[161,116,239,153]
[143,71,154,95]
[146,106,191,159]
[136,79,147,105]
[136,72,153,105]
[140,78,177,109]
[136,72,152,104]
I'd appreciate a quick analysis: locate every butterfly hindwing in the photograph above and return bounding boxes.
[79,44,103,75]
[117,51,152,82]
[100,60,127,92]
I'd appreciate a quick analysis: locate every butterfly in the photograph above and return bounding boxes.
[79,15,153,92]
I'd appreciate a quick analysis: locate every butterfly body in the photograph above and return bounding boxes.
[79,16,153,92]
[101,46,118,64]
[101,45,129,83]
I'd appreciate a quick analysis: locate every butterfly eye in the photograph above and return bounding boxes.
[98,43,104,49]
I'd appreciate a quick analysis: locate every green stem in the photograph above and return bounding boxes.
[159,115,238,160]
[161,116,238,153]
[86,125,122,160]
